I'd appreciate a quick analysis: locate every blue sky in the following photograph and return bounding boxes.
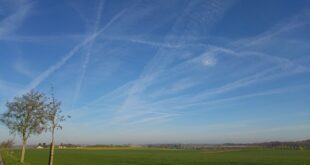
[0,0,310,145]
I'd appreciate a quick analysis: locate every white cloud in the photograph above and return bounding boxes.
[202,55,217,66]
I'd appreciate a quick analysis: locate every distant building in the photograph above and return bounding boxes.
[58,145,67,149]
[36,145,44,149]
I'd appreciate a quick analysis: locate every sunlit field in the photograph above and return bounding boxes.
[2,148,310,165]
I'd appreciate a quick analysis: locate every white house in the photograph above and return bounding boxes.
[36,146,44,149]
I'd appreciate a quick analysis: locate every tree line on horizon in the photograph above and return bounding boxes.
[0,88,69,165]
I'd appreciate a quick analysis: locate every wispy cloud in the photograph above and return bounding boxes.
[73,6,310,127]
[24,9,127,93]
[72,0,105,105]
[112,0,235,124]
[143,52,310,110]
[11,0,304,129]
[0,79,23,99]
[232,10,310,49]
[74,46,307,126]
[13,58,35,78]
[106,37,182,48]
[0,0,32,38]
[174,83,310,109]
[96,82,310,121]
[123,112,181,125]
[0,34,85,43]
[149,78,199,98]
[1,0,310,144]
[201,54,217,66]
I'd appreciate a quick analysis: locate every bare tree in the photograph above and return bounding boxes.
[0,90,47,163]
[46,87,69,165]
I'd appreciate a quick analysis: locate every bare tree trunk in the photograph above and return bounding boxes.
[48,129,55,165]
[20,139,26,163]
[48,142,54,165]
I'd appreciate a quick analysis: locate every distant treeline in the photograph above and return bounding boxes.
[37,143,131,148]
[86,144,130,148]
[248,139,310,149]
[30,139,310,150]
[145,140,310,150]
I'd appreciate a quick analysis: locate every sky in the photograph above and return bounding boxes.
[0,0,310,145]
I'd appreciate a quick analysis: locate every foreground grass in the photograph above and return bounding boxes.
[0,149,29,165]
[3,148,310,165]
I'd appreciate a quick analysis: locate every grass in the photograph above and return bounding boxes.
[0,149,29,165]
[2,148,310,165]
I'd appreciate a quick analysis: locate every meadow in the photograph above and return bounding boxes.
[1,148,310,165]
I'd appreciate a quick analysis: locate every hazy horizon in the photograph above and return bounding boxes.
[1,0,310,145]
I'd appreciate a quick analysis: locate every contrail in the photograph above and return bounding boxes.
[114,0,234,124]
[0,0,32,39]
[72,0,105,105]
[24,9,127,93]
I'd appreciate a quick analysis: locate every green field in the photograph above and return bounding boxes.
[2,148,310,165]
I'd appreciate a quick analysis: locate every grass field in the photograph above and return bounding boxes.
[2,148,310,165]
